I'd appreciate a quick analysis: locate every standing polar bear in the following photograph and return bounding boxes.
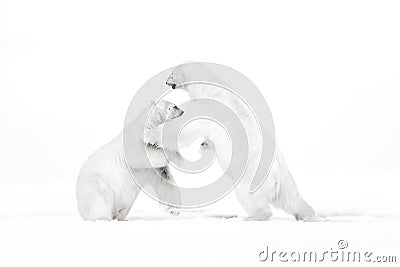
[76,100,183,221]
[166,63,316,221]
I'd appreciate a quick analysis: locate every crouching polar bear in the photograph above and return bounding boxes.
[76,100,183,221]
[166,64,316,221]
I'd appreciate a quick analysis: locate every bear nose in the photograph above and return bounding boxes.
[171,84,176,89]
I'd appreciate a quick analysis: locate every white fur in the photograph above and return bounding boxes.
[168,69,316,221]
[76,101,182,221]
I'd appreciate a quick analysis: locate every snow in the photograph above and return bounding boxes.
[2,0,400,266]
[1,172,399,267]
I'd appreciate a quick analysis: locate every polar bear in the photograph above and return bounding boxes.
[166,64,316,221]
[76,100,184,221]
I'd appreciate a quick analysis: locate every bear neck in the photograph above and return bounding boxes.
[145,115,164,130]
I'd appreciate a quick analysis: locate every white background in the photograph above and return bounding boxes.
[1,0,399,266]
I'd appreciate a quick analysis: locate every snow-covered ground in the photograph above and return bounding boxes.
[2,1,400,266]
[1,171,399,267]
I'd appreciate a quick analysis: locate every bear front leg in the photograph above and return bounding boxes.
[235,187,273,220]
[151,167,182,215]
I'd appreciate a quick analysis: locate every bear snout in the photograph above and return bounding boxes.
[173,109,184,118]
[165,79,176,89]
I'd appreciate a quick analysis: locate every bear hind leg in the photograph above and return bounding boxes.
[81,196,114,221]
[77,174,115,221]
[272,189,317,222]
